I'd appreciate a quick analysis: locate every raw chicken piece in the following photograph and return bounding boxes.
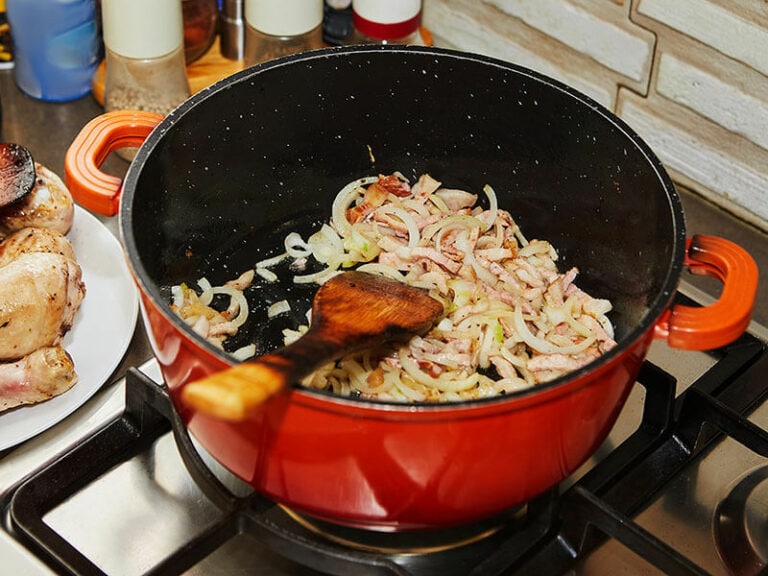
[0,162,75,237]
[0,346,77,411]
[0,252,85,360]
[0,226,76,267]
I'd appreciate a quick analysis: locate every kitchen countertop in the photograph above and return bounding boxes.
[0,64,765,384]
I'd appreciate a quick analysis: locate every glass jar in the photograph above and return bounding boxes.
[101,0,190,159]
[182,0,219,64]
[243,0,324,67]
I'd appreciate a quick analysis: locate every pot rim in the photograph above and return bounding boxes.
[120,44,687,412]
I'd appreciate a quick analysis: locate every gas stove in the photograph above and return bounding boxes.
[0,283,766,576]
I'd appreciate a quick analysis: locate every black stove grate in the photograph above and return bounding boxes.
[5,327,767,575]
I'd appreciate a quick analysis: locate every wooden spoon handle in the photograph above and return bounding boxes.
[181,330,345,421]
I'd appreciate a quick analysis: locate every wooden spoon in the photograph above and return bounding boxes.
[0,143,36,207]
[181,271,444,421]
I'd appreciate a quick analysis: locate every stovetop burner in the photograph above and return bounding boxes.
[2,294,767,576]
[714,464,768,575]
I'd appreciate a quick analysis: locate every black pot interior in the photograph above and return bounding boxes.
[122,46,685,369]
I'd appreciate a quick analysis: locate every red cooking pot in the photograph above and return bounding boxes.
[65,46,758,530]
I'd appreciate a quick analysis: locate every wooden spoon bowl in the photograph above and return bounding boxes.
[182,271,444,421]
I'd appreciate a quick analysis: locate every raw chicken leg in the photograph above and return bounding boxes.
[0,252,85,360]
[0,162,75,237]
[0,346,77,411]
[0,226,76,267]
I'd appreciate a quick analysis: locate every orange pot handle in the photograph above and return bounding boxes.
[654,235,758,350]
[65,110,164,216]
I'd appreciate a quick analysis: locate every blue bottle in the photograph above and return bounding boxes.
[6,0,100,102]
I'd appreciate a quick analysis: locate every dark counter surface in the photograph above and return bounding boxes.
[0,66,764,387]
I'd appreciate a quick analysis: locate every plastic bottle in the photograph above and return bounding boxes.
[243,0,324,67]
[350,0,423,45]
[101,0,190,116]
[6,0,101,102]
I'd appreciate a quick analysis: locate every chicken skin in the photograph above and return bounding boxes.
[0,346,77,411]
[0,226,76,267]
[0,158,85,413]
[0,252,85,360]
[0,162,75,237]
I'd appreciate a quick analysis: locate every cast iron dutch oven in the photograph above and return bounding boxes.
[66,46,757,530]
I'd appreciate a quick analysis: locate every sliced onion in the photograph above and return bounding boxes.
[331,176,378,238]
[513,305,595,355]
[421,214,482,244]
[284,232,312,258]
[256,251,288,269]
[293,267,341,285]
[398,348,480,392]
[267,299,291,318]
[256,267,278,282]
[307,223,344,264]
[356,262,407,281]
[171,285,184,308]
[209,285,249,328]
[374,205,421,250]
[197,277,213,305]
[231,344,256,361]
[481,184,498,231]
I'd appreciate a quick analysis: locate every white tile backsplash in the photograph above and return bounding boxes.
[656,53,768,153]
[423,0,768,231]
[489,0,653,81]
[637,0,768,76]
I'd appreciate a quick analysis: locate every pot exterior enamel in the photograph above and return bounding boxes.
[113,46,696,529]
[142,284,650,529]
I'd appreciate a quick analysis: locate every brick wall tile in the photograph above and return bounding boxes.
[489,0,654,82]
[423,0,632,108]
[617,89,768,229]
[635,0,768,75]
[656,52,768,152]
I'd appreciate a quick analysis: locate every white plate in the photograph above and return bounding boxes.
[0,206,138,451]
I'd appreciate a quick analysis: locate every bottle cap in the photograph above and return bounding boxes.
[245,0,323,36]
[352,0,421,40]
[102,0,184,59]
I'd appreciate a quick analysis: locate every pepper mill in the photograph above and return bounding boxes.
[101,0,190,115]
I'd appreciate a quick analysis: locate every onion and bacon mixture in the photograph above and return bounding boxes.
[171,173,617,402]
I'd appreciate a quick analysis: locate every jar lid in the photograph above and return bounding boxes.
[102,0,184,58]
[352,0,421,40]
[245,0,323,36]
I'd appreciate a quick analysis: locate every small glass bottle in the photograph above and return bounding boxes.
[243,0,324,67]
[101,0,190,116]
[350,0,423,45]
